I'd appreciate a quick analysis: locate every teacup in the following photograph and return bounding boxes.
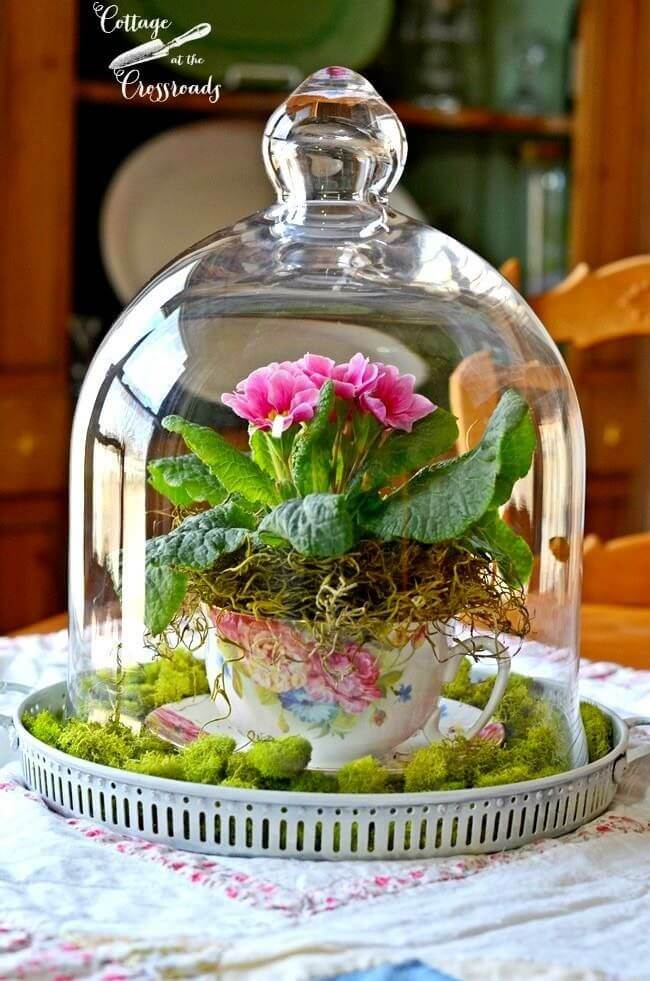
[203,609,510,769]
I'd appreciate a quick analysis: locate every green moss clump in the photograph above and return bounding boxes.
[497,676,543,740]
[22,708,180,767]
[581,702,613,762]
[443,657,494,709]
[22,660,615,795]
[338,756,390,794]
[476,765,531,788]
[221,772,262,789]
[22,710,64,747]
[152,647,210,706]
[223,752,266,789]
[246,736,311,779]
[404,743,450,792]
[79,646,210,721]
[406,660,577,792]
[404,715,569,792]
[58,719,137,767]
[517,722,566,770]
[290,770,339,793]
[404,733,506,793]
[182,734,236,784]
[122,683,157,717]
[131,731,175,757]
[405,732,548,792]
[124,753,186,780]
[226,751,248,776]
[221,741,321,790]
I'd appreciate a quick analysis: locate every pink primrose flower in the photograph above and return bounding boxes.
[299,352,379,400]
[222,362,319,436]
[360,363,436,432]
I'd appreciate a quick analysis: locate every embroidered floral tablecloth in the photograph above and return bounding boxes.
[1,631,649,981]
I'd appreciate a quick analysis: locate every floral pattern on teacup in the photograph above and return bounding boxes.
[211,610,410,737]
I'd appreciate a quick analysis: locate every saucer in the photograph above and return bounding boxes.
[145,695,502,772]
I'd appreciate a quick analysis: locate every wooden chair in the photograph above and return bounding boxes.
[582,532,650,606]
[450,255,650,537]
[581,532,650,667]
[529,257,650,349]
[449,256,570,453]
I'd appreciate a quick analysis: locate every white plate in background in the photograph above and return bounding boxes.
[100,119,426,304]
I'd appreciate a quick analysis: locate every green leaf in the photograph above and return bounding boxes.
[493,407,536,506]
[259,492,356,557]
[147,454,227,507]
[145,565,188,636]
[363,390,535,545]
[163,416,278,507]
[358,407,459,489]
[146,502,256,571]
[463,509,533,585]
[249,428,277,479]
[289,381,335,494]
[253,530,290,550]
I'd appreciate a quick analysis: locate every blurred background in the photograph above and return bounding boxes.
[0,0,649,633]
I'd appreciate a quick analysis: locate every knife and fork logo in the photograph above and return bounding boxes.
[109,22,212,72]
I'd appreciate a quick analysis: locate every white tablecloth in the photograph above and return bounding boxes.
[1,631,650,981]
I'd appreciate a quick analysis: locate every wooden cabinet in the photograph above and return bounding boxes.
[0,378,69,495]
[0,497,67,630]
[0,0,76,629]
[567,1,650,536]
[0,0,649,630]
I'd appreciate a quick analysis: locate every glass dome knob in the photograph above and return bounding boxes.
[262,66,407,204]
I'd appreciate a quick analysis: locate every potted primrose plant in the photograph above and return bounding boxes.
[143,353,535,768]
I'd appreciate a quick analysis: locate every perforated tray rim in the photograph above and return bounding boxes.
[10,682,636,860]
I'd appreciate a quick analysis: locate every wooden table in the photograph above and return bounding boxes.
[11,606,650,670]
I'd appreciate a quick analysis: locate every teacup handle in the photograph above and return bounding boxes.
[425,636,511,742]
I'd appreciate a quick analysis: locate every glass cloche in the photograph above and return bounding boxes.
[68,67,587,786]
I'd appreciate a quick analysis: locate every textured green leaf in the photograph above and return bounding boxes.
[363,454,487,543]
[493,408,536,506]
[146,502,256,571]
[248,428,277,479]
[148,454,227,507]
[290,381,335,494]
[145,565,188,635]
[259,493,356,557]
[363,390,535,544]
[359,407,459,489]
[463,509,534,585]
[163,416,278,506]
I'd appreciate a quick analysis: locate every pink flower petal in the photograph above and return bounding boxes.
[222,363,320,432]
[360,363,436,431]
